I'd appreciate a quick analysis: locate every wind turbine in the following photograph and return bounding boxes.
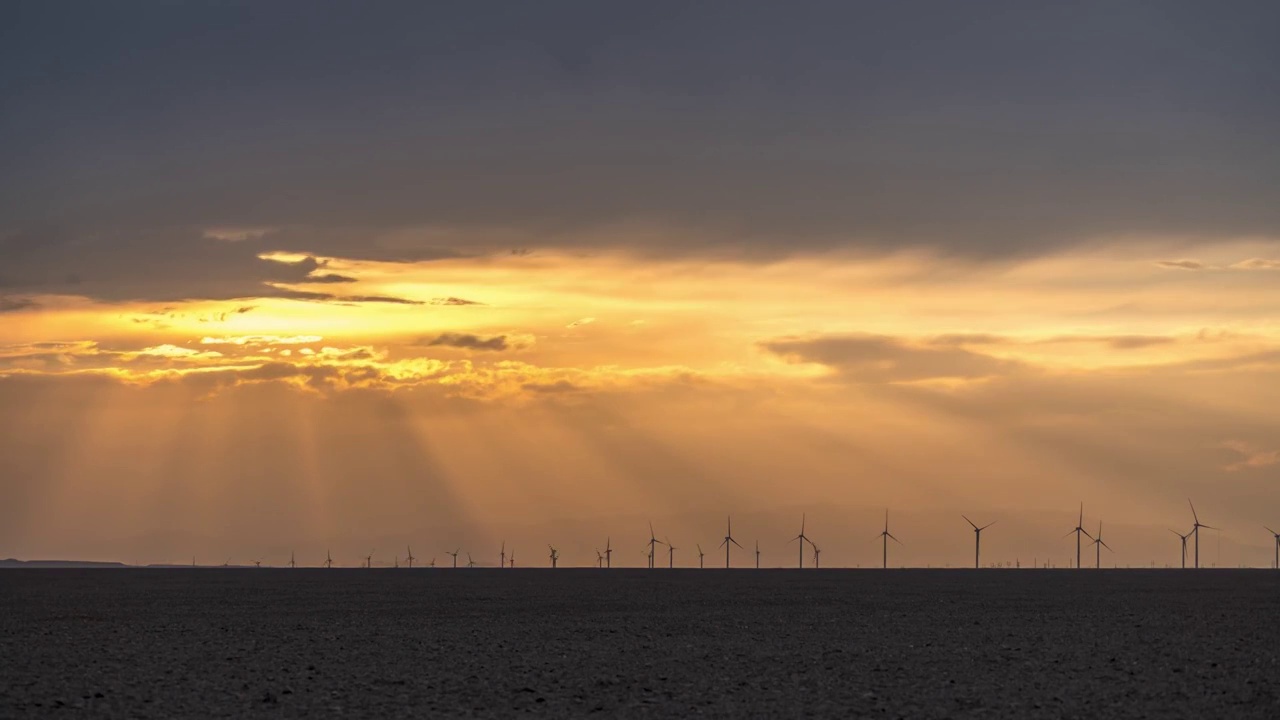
[364,550,375,569]
[719,516,743,568]
[1188,499,1216,569]
[1063,503,1094,569]
[1089,521,1113,568]
[324,549,333,569]
[604,538,612,568]
[877,509,901,569]
[812,543,821,569]
[254,560,262,568]
[394,555,399,569]
[790,514,812,568]
[509,550,515,568]
[406,546,415,568]
[646,523,665,569]
[447,549,460,569]
[466,553,477,568]
[548,545,559,568]
[596,549,604,568]
[429,556,436,568]
[755,540,761,569]
[963,515,995,568]
[666,537,677,568]
[697,544,705,569]
[500,541,506,570]
[1266,527,1280,570]
[289,551,296,569]
[1169,529,1190,569]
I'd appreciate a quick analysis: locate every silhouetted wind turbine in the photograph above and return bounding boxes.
[812,543,821,568]
[1266,527,1280,570]
[646,523,665,569]
[666,537,677,568]
[755,540,760,569]
[448,549,460,569]
[429,556,436,568]
[1063,503,1094,569]
[790,514,812,568]
[1188,500,1216,569]
[604,538,612,568]
[500,541,506,569]
[878,510,901,569]
[466,552,477,568]
[254,560,262,568]
[963,515,995,568]
[719,516,743,568]
[364,549,375,569]
[596,549,604,568]
[1089,521,1113,568]
[324,549,333,569]
[548,545,559,568]
[406,546,415,568]
[1169,529,1190,569]
[697,544,705,569]
[289,551,296,569]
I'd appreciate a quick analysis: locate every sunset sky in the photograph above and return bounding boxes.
[2,2,1278,568]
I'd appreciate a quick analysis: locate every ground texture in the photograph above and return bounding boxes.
[2,569,1278,718]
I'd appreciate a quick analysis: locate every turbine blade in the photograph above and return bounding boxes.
[731,538,744,549]
[1101,541,1114,552]
[1062,529,1078,539]
[888,533,901,545]
[963,515,978,530]
[719,539,728,549]
[1081,529,1094,541]
[1188,498,1199,523]
[980,521,996,531]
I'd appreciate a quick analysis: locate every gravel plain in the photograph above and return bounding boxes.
[1,569,1278,718]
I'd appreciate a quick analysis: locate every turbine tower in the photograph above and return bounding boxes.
[447,549,460,569]
[755,540,761,569]
[963,515,995,568]
[812,543,821,568]
[406,546,416,569]
[878,509,901,569]
[324,549,333,569]
[1267,527,1280,570]
[666,538,677,568]
[790,514,812,568]
[500,541,506,570]
[1089,521,1113,568]
[604,538,612,568]
[1063,503,1094,569]
[548,545,559,568]
[1188,500,1216,569]
[596,549,604,568]
[719,516,743,569]
[697,544,705,569]
[289,551,296,569]
[364,549,375,569]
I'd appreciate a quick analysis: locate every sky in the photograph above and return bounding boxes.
[2,1,1279,568]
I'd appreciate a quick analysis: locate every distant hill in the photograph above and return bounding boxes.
[0,558,131,569]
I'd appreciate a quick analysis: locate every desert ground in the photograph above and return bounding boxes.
[2,569,1278,718]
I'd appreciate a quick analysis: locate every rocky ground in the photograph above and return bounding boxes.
[2,568,1278,718]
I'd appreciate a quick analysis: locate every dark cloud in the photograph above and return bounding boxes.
[762,334,1021,383]
[430,297,485,306]
[0,0,1275,289]
[419,333,509,351]
[304,273,358,284]
[0,297,37,313]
